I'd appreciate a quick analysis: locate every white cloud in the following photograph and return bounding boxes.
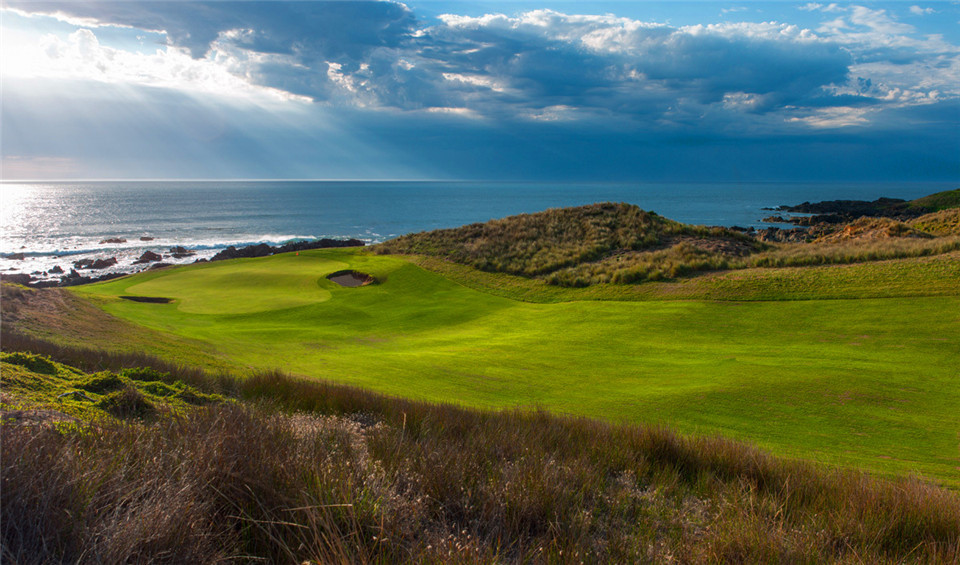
[848,6,915,35]
[423,106,481,118]
[1,26,310,105]
[910,6,936,16]
[2,2,957,139]
[799,3,844,13]
[788,107,871,128]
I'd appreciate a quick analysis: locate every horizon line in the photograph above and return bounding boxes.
[3,178,958,185]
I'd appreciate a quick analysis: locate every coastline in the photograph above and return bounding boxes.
[3,180,953,286]
[1,238,365,288]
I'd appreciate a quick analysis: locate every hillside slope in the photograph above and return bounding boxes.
[376,202,763,285]
[376,200,960,286]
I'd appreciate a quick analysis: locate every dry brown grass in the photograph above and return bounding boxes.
[4,333,959,564]
[745,235,960,268]
[815,216,932,243]
[374,202,960,287]
[910,208,960,237]
[376,202,762,284]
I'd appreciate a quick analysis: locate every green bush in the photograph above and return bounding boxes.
[0,352,57,375]
[78,372,126,394]
[120,367,168,382]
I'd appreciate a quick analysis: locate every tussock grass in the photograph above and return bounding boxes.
[814,216,933,242]
[376,202,762,285]
[545,239,748,286]
[745,236,960,268]
[3,333,959,563]
[376,202,960,287]
[911,208,960,236]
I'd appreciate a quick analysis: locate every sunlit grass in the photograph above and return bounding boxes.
[54,248,960,486]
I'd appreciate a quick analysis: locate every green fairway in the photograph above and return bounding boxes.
[75,249,960,485]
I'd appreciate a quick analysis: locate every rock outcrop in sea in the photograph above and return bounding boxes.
[209,238,364,262]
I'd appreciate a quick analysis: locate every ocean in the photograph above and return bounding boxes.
[0,180,951,282]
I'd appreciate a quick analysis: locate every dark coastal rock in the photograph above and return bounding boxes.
[149,262,173,270]
[209,246,239,261]
[139,236,155,241]
[778,197,906,215]
[99,237,127,244]
[5,252,26,261]
[133,250,163,264]
[169,246,196,259]
[209,243,271,261]
[56,271,124,287]
[773,196,928,223]
[766,214,844,226]
[49,265,64,274]
[211,244,264,261]
[276,238,365,254]
[75,257,119,270]
[209,238,365,262]
[90,257,118,269]
[3,273,34,285]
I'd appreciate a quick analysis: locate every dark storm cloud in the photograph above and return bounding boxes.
[5,1,416,57]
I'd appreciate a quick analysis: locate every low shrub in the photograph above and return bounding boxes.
[0,352,57,375]
[97,386,155,418]
[120,366,168,382]
[78,371,127,394]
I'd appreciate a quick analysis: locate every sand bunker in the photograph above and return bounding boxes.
[120,295,172,304]
[327,270,375,287]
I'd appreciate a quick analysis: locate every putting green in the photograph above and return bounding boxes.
[123,254,341,314]
[75,248,960,486]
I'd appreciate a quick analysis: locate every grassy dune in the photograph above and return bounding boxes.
[50,247,960,486]
[377,202,763,285]
[378,202,960,286]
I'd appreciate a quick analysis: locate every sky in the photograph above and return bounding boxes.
[1,1,958,181]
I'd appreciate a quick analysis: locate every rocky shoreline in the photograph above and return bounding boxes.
[761,196,933,227]
[2,238,364,288]
[732,194,949,242]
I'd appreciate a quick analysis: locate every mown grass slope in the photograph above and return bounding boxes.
[15,246,951,486]
[3,341,958,564]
